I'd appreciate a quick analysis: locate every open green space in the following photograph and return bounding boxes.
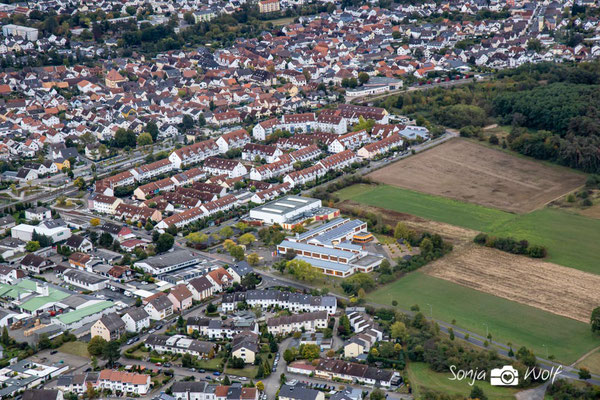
[264,17,296,26]
[224,353,274,378]
[575,349,600,376]
[337,184,600,274]
[58,341,89,358]
[336,184,515,232]
[366,272,599,365]
[194,357,224,371]
[407,362,519,399]
[488,208,600,275]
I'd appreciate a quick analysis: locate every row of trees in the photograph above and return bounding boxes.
[473,233,547,258]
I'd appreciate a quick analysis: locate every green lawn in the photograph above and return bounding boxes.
[194,357,224,371]
[58,341,89,358]
[487,208,600,275]
[366,272,599,365]
[336,184,515,232]
[337,184,600,274]
[407,362,519,399]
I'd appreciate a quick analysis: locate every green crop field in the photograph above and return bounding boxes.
[336,184,600,274]
[366,272,599,365]
[407,362,519,399]
[488,208,600,275]
[336,184,515,232]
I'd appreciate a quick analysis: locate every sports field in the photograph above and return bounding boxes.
[366,272,599,364]
[336,184,600,274]
[407,362,519,399]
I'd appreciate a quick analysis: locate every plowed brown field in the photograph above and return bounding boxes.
[423,244,600,322]
[368,139,585,213]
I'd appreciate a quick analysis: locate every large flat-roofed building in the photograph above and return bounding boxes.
[248,195,322,226]
[2,24,39,41]
[278,217,382,277]
[134,250,201,275]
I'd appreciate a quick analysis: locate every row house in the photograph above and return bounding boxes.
[203,157,248,178]
[249,158,294,181]
[357,134,404,159]
[211,110,242,127]
[97,370,151,395]
[328,130,370,153]
[96,170,135,190]
[241,143,282,164]
[276,135,315,150]
[278,113,316,133]
[252,117,279,140]
[169,139,220,169]
[317,150,358,171]
[133,177,176,200]
[114,203,162,223]
[88,193,123,215]
[315,113,347,135]
[172,382,258,400]
[289,144,321,163]
[267,311,328,336]
[171,167,207,186]
[145,334,217,358]
[130,158,174,181]
[156,206,206,230]
[215,129,251,153]
[200,194,238,216]
[221,289,337,315]
[250,182,291,204]
[327,104,389,125]
[283,165,326,188]
[191,182,227,197]
[161,192,202,209]
[314,359,396,387]
[187,316,259,340]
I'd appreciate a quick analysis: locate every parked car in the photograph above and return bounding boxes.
[213,371,221,376]
[50,350,58,355]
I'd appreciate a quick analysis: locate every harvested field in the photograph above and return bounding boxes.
[337,199,477,244]
[423,244,600,322]
[367,138,585,213]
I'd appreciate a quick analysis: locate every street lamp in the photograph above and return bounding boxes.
[483,323,489,338]
[426,303,433,319]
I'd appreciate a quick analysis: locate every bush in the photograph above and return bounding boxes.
[474,234,547,258]
[473,233,488,244]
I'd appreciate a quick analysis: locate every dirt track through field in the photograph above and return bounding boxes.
[423,245,600,322]
[367,138,585,213]
[337,200,477,244]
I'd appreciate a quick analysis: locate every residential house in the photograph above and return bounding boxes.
[91,313,126,341]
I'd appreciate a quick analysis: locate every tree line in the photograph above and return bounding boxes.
[473,233,547,258]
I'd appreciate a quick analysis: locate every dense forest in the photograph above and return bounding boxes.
[378,61,600,173]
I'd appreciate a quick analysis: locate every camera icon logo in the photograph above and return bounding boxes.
[490,365,519,386]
